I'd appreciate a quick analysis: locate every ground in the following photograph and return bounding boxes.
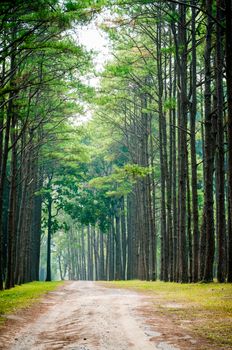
[0,281,231,350]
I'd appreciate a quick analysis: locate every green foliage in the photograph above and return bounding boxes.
[163,98,176,111]
[33,0,210,286]
[107,62,132,77]
[63,185,112,231]
[89,164,151,197]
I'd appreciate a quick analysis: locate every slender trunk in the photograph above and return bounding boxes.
[109,218,115,280]
[87,225,93,280]
[190,1,200,282]
[115,208,122,280]
[157,20,167,281]
[178,3,188,282]
[215,0,226,282]
[150,115,157,281]
[99,229,105,280]
[127,193,132,280]
[0,39,16,289]
[5,112,17,289]
[172,63,178,282]
[187,149,192,282]
[225,0,232,282]
[121,196,127,280]
[0,55,6,290]
[168,40,173,281]
[93,227,99,280]
[202,0,215,282]
[45,197,52,281]
[32,162,43,281]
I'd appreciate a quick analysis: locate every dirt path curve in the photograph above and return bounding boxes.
[1,281,180,350]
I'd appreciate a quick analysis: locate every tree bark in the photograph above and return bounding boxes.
[215,0,226,282]
[190,0,200,282]
[225,0,232,282]
[202,0,215,282]
[45,196,52,282]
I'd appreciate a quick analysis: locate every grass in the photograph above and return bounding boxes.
[102,280,232,348]
[0,281,63,325]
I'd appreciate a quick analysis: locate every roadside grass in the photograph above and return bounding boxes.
[0,281,63,325]
[102,280,232,348]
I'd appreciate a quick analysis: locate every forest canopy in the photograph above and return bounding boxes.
[0,0,232,289]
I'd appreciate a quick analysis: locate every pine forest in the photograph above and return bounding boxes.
[1,0,232,288]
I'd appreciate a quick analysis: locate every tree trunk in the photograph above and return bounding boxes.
[0,39,16,290]
[190,1,200,282]
[202,0,215,282]
[87,225,93,280]
[225,0,232,282]
[99,229,105,280]
[177,3,188,283]
[45,196,52,282]
[115,209,122,280]
[157,19,168,281]
[5,111,17,289]
[120,196,127,280]
[215,0,226,282]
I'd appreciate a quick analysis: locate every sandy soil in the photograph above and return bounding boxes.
[0,281,203,350]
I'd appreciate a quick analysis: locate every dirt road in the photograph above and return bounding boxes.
[0,281,183,350]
